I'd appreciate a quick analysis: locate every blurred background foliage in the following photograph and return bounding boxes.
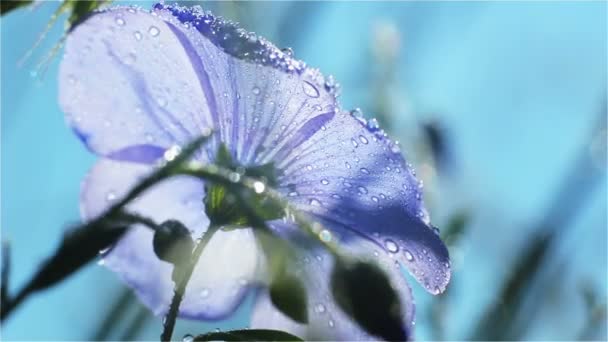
[1,0,606,340]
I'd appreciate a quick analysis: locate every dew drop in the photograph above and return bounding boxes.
[309,198,322,207]
[281,47,294,57]
[148,26,160,37]
[360,168,370,175]
[115,17,125,26]
[157,97,168,108]
[163,145,181,162]
[302,81,320,98]
[359,135,369,144]
[371,196,379,203]
[351,138,358,148]
[133,30,142,41]
[124,52,136,65]
[252,86,261,95]
[253,181,266,194]
[357,186,368,194]
[328,319,335,328]
[384,239,399,253]
[320,179,329,185]
[404,250,414,261]
[105,191,117,202]
[345,161,351,169]
[319,229,332,242]
[314,303,326,314]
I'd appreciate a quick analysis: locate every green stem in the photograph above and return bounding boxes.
[160,224,220,342]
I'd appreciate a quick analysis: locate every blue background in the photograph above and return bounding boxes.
[1,1,606,340]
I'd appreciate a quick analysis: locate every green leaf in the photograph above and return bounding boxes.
[193,329,303,341]
[270,270,308,323]
[331,258,408,341]
[65,0,111,27]
[1,0,33,15]
[204,144,283,227]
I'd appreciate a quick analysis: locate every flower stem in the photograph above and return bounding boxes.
[160,224,220,342]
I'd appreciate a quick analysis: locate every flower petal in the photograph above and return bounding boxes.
[149,4,339,166]
[81,158,260,319]
[59,6,217,159]
[276,111,451,294]
[250,239,415,340]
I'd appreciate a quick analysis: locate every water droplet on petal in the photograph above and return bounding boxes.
[302,81,320,98]
[148,26,160,37]
[360,168,370,175]
[314,303,326,314]
[200,288,210,298]
[157,97,168,108]
[328,319,335,328]
[359,135,368,144]
[320,179,329,185]
[133,31,142,41]
[115,17,125,26]
[281,47,294,57]
[252,86,261,95]
[404,250,414,261]
[105,191,117,202]
[357,186,368,194]
[309,198,322,207]
[384,239,399,253]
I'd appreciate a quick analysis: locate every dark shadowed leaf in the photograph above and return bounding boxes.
[66,0,112,27]
[442,210,469,246]
[331,258,408,341]
[1,241,10,304]
[270,270,308,323]
[1,0,32,15]
[27,222,127,291]
[193,329,303,341]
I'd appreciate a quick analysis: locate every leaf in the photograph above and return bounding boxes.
[26,222,128,292]
[331,258,408,341]
[442,210,469,246]
[204,145,283,228]
[65,0,107,26]
[1,241,10,304]
[1,0,32,15]
[194,329,303,341]
[270,270,308,323]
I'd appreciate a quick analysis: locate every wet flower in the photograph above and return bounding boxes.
[58,3,450,339]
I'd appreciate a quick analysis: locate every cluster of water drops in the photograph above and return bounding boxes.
[348,108,401,155]
[153,3,306,74]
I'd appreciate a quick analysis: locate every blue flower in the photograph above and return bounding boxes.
[58,3,450,339]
